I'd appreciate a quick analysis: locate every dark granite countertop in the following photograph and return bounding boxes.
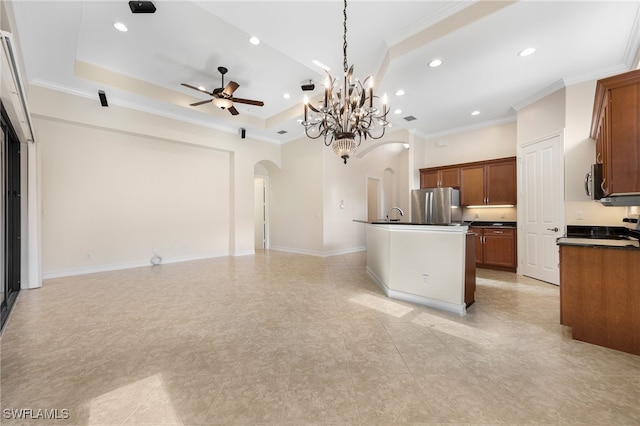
[557,225,640,250]
[353,219,470,226]
[468,221,517,228]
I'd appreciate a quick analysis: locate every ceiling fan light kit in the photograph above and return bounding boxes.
[181,66,264,117]
[302,0,389,164]
[212,98,233,110]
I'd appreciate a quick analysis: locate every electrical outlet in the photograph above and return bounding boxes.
[575,210,584,220]
[422,274,429,286]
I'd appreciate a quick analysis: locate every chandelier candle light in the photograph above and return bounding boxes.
[302,0,390,164]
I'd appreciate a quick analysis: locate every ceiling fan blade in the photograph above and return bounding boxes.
[231,97,264,107]
[181,83,214,96]
[228,105,239,116]
[190,99,213,106]
[223,81,240,97]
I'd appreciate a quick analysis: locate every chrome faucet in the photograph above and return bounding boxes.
[386,207,405,221]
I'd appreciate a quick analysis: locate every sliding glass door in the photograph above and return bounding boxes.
[1,107,21,331]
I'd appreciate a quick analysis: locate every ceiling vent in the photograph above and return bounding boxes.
[403,115,417,122]
[277,130,288,135]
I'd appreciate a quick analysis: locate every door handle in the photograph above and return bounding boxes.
[547,227,559,232]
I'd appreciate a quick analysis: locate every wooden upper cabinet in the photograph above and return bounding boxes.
[460,166,485,205]
[420,170,439,188]
[591,69,640,195]
[419,166,460,188]
[485,159,517,205]
[460,157,516,206]
[440,167,461,188]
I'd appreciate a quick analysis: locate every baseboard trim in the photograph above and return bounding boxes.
[42,252,228,279]
[366,266,467,316]
[269,245,366,258]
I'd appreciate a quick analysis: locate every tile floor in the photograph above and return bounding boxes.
[1,250,639,425]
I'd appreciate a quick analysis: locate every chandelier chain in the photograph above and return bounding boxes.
[343,0,348,73]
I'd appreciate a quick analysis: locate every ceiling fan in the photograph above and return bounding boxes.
[181,66,264,116]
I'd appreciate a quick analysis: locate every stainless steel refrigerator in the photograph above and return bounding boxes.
[411,187,461,224]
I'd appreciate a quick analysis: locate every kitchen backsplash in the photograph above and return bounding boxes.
[462,207,517,222]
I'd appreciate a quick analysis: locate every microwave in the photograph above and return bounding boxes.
[585,164,604,200]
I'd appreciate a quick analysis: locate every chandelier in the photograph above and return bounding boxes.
[302,0,389,164]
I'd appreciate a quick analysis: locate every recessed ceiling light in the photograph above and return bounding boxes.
[394,109,402,115]
[249,36,260,46]
[395,89,405,96]
[471,110,480,116]
[312,60,330,71]
[113,22,128,32]
[518,47,536,57]
[428,58,442,68]
[283,93,290,99]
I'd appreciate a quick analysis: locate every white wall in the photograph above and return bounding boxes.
[30,86,280,277]
[418,121,517,168]
[517,89,566,144]
[39,118,230,276]
[269,137,324,255]
[323,139,410,255]
[269,132,411,257]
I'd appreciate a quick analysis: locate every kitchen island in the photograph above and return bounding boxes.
[359,221,475,316]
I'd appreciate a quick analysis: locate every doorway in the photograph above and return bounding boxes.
[254,176,268,250]
[367,177,381,221]
[382,168,397,218]
[518,133,564,285]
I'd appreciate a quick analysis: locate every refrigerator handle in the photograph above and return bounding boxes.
[426,191,432,223]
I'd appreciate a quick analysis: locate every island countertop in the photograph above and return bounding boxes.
[353,219,471,228]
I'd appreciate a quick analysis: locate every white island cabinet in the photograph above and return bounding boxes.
[365,223,474,316]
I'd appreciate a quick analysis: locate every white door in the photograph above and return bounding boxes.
[519,133,564,285]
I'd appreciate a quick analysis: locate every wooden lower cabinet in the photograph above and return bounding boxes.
[469,227,517,272]
[560,245,640,356]
[465,233,476,308]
